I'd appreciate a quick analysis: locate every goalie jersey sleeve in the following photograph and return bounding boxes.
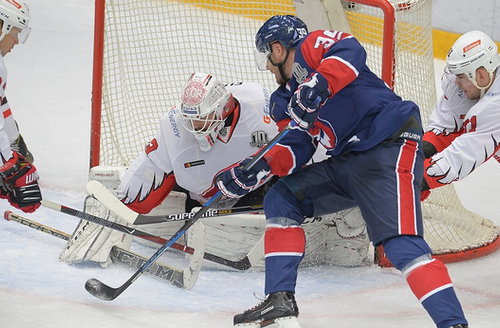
[264,30,417,176]
[116,82,277,213]
[425,70,500,187]
[0,56,19,164]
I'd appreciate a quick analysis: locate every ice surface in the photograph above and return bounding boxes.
[0,1,499,327]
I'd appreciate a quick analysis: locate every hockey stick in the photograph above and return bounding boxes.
[133,204,263,225]
[40,199,262,270]
[84,122,295,301]
[2,210,203,289]
[41,200,195,255]
[86,179,263,225]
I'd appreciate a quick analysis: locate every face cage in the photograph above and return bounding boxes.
[180,111,224,139]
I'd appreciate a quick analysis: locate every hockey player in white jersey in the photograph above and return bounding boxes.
[422,30,500,197]
[0,0,41,213]
[61,72,369,269]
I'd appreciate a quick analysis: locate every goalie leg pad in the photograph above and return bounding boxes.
[59,196,132,267]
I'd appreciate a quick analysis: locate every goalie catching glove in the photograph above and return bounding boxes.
[216,156,272,198]
[0,151,42,213]
[289,72,331,130]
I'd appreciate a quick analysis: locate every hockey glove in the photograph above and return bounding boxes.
[216,157,272,198]
[0,152,42,213]
[289,72,331,130]
[423,156,450,191]
[0,178,11,200]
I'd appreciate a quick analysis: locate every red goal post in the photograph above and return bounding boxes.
[90,0,500,265]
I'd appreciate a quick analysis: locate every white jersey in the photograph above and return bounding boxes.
[426,69,500,184]
[117,82,277,212]
[0,55,18,162]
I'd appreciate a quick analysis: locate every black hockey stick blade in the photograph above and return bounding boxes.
[85,277,132,301]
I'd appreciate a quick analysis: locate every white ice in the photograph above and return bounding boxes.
[0,1,499,327]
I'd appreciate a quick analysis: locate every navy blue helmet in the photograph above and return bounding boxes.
[254,15,308,71]
[255,15,308,53]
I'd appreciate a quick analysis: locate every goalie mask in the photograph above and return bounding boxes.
[180,73,231,152]
[447,30,500,96]
[0,0,30,44]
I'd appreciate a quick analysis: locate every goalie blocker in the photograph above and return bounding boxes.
[61,166,371,268]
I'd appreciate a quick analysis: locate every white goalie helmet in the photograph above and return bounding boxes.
[0,0,30,43]
[180,73,231,152]
[446,30,500,91]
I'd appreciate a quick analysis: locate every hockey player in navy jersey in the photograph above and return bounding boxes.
[216,15,468,328]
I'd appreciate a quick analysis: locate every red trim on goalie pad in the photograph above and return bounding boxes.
[406,260,452,301]
[265,226,305,256]
[397,140,418,235]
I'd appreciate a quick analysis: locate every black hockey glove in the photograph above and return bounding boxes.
[289,72,331,130]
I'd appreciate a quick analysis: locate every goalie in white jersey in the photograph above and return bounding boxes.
[61,72,369,269]
[422,30,500,197]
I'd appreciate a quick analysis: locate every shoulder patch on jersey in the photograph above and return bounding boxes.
[292,62,309,84]
[250,130,269,148]
[184,159,205,168]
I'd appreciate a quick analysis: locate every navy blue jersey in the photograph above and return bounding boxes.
[264,30,419,177]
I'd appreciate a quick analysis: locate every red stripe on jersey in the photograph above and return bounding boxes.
[3,108,12,119]
[396,140,418,235]
[123,173,176,214]
[265,226,305,256]
[406,260,453,302]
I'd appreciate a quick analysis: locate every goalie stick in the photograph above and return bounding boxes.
[85,179,263,225]
[83,122,295,301]
[41,199,262,270]
[3,210,203,289]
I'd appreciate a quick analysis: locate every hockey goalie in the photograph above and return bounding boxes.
[60,73,370,270]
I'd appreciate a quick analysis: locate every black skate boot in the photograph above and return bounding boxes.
[233,291,300,327]
[449,325,468,328]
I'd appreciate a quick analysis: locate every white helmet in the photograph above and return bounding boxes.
[180,73,231,152]
[447,30,500,92]
[0,0,30,43]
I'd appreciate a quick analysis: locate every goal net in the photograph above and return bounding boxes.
[90,0,500,264]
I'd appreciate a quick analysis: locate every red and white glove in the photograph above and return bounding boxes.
[0,151,42,213]
[422,155,453,190]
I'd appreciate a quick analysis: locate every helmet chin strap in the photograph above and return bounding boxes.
[269,48,291,83]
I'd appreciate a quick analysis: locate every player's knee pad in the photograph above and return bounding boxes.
[382,235,432,270]
[264,180,312,223]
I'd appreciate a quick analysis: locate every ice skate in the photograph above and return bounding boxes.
[234,292,300,327]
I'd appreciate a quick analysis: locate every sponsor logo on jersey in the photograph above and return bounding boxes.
[250,130,269,148]
[168,110,181,138]
[184,159,205,168]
